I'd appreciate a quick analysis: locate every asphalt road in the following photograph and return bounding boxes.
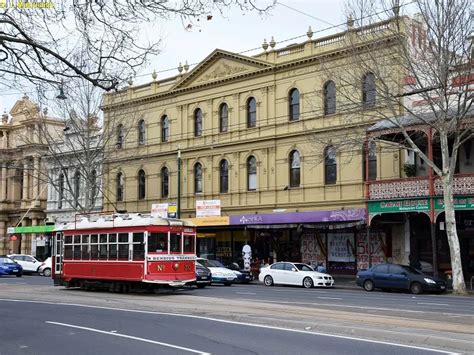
[0,300,449,355]
[1,275,473,354]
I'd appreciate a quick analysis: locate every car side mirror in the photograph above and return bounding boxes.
[291,268,297,272]
[401,272,407,276]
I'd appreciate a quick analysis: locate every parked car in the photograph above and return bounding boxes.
[227,262,252,283]
[258,261,334,288]
[186,263,212,288]
[7,254,42,274]
[0,256,23,277]
[196,258,236,286]
[38,257,52,277]
[356,263,446,294]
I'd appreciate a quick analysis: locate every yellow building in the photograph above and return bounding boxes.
[102,18,407,273]
[0,95,64,256]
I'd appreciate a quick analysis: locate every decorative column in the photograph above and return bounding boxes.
[0,220,6,255]
[0,165,6,200]
[22,160,29,200]
[33,157,39,199]
[427,128,438,276]
[31,218,37,256]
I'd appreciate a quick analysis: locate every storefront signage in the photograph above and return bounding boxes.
[229,209,366,225]
[356,232,386,270]
[151,203,168,218]
[328,232,356,262]
[434,196,474,210]
[368,199,429,213]
[188,216,229,226]
[300,233,326,265]
[196,200,221,217]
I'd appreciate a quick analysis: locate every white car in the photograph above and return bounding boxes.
[7,254,42,273]
[38,257,52,277]
[196,258,237,286]
[259,261,334,288]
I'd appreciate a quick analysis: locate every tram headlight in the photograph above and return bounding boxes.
[172,263,179,271]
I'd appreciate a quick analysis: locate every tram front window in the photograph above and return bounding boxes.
[170,233,182,254]
[148,233,168,253]
[183,235,194,253]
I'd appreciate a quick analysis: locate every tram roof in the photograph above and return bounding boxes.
[56,214,195,231]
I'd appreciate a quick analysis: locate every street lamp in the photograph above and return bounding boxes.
[177,145,181,219]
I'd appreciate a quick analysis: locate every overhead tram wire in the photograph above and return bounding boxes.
[0,0,415,99]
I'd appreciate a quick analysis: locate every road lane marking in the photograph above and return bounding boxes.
[236,292,257,295]
[317,297,342,300]
[0,299,453,354]
[417,302,450,306]
[45,321,210,355]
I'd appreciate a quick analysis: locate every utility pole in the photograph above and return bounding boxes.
[177,145,181,219]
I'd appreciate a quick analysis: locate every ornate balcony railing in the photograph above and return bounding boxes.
[368,174,474,200]
[368,177,429,200]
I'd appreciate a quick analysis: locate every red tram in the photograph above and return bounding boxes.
[52,214,196,292]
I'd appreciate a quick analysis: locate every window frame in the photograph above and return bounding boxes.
[194,162,203,194]
[117,124,124,149]
[219,159,229,193]
[161,167,169,198]
[138,169,146,200]
[138,119,146,145]
[324,80,336,115]
[247,97,257,128]
[73,170,80,207]
[116,172,124,202]
[289,88,300,121]
[362,72,376,107]
[324,145,337,185]
[219,103,229,133]
[194,108,203,137]
[289,150,301,188]
[247,155,257,191]
[161,115,169,142]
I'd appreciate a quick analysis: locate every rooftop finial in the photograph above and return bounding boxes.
[151,69,157,81]
[262,38,269,51]
[178,62,184,74]
[269,36,276,49]
[307,26,313,39]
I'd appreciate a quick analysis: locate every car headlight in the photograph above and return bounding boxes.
[317,276,323,279]
[424,278,436,284]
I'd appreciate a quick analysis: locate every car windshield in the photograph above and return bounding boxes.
[0,257,15,264]
[207,259,225,268]
[400,265,423,275]
[294,263,314,271]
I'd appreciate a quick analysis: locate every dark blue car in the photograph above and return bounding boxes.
[356,263,446,294]
[0,256,23,277]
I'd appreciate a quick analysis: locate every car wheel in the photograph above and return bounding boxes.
[263,275,274,286]
[197,284,206,289]
[16,272,23,278]
[410,282,422,294]
[43,268,51,277]
[224,282,232,286]
[303,277,313,289]
[363,279,375,292]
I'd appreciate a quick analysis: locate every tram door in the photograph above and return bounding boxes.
[53,232,64,278]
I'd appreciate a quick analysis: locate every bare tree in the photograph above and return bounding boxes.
[0,0,274,92]
[310,0,471,294]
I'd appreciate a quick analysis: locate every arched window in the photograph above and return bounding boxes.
[289,150,301,187]
[247,156,257,191]
[58,172,64,209]
[117,124,124,149]
[194,163,203,193]
[324,80,336,115]
[289,88,300,121]
[74,170,80,207]
[116,172,124,201]
[194,108,202,137]
[324,145,337,185]
[138,169,146,200]
[247,97,257,128]
[363,141,377,181]
[138,119,146,145]
[161,167,169,198]
[220,159,229,193]
[219,103,229,133]
[362,73,376,107]
[161,115,169,142]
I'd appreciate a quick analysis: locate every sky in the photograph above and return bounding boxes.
[0,0,347,113]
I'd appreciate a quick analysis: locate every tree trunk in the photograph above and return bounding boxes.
[442,176,467,295]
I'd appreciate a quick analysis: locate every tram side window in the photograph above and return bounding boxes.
[64,235,72,244]
[73,245,81,259]
[118,233,129,260]
[132,232,145,260]
[81,244,89,260]
[109,233,117,260]
[64,245,73,259]
[183,235,194,253]
[148,233,168,253]
[170,233,182,254]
